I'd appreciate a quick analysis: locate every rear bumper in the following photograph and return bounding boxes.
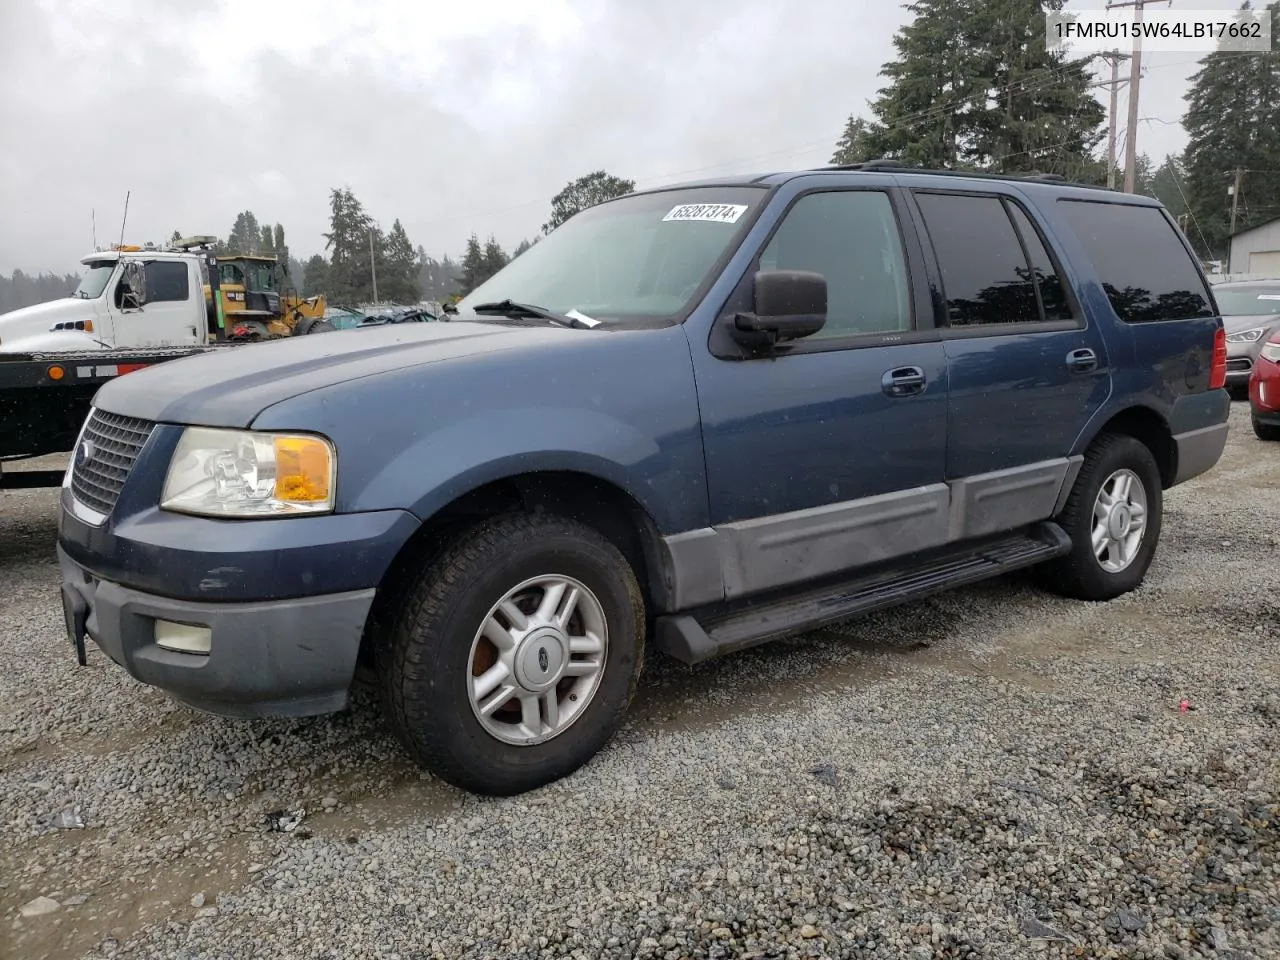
[1171,422,1230,486]
[59,545,374,717]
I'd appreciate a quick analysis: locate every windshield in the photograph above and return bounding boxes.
[73,261,117,299]
[1214,286,1280,316]
[246,262,276,291]
[457,186,766,322]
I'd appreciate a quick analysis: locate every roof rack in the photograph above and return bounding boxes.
[814,159,1111,191]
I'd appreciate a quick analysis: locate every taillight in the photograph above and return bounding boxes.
[1209,326,1227,390]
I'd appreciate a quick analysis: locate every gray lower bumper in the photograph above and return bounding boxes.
[58,545,375,718]
[1171,422,1230,486]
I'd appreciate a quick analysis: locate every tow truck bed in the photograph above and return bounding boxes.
[1,345,227,485]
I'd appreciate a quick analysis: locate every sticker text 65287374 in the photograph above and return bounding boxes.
[662,203,749,224]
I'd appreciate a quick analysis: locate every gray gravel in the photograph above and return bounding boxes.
[2,404,1277,960]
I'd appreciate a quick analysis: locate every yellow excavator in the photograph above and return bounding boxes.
[174,236,332,340]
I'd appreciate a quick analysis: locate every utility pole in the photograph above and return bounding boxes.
[369,228,379,303]
[1107,0,1173,193]
[1099,51,1131,189]
[1229,168,1244,237]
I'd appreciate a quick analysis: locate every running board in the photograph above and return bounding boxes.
[653,522,1071,665]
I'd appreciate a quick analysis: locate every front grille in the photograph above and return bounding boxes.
[1227,357,1253,372]
[69,410,156,518]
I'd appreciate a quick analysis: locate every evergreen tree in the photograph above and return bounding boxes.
[968,0,1104,176]
[1121,154,1156,197]
[227,211,262,254]
[512,238,534,258]
[841,0,1103,176]
[259,224,275,255]
[323,187,376,305]
[830,116,878,165]
[482,236,509,281]
[381,219,422,303]
[301,254,329,298]
[1148,154,1190,222]
[458,234,486,295]
[274,224,287,265]
[543,171,635,234]
[0,270,81,313]
[1183,2,1280,258]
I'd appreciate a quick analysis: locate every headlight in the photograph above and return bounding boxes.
[1226,326,1267,343]
[161,427,335,518]
[1262,341,1280,363]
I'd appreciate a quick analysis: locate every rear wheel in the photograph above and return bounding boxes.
[1036,433,1163,601]
[1253,415,1280,441]
[379,513,645,795]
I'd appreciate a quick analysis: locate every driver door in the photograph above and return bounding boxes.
[111,260,199,348]
[690,186,950,600]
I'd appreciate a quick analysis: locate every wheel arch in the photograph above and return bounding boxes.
[1074,404,1177,489]
[357,469,674,672]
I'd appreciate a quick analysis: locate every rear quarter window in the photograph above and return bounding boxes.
[1056,200,1214,323]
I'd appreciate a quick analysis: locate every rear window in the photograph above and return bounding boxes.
[1057,201,1214,323]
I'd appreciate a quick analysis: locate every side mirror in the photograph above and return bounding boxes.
[120,261,147,308]
[731,270,826,348]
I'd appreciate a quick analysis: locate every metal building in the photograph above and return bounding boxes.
[1227,216,1280,276]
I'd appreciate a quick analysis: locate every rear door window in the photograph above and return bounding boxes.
[1057,200,1214,323]
[915,193,1045,327]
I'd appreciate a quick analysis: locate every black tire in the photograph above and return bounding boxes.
[294,317,335,335]
[1036,433,1163,602]
[1253,414,1280,441]
[378,513,645,795]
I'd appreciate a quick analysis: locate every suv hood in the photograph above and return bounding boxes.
[94,321,581,426]
[1222,312,1280,335]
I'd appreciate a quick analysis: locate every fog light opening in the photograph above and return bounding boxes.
[155,620,212,655]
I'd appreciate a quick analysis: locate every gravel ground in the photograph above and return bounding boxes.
[2,405,1277,960]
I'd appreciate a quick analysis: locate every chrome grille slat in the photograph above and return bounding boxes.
[69,410,156,518]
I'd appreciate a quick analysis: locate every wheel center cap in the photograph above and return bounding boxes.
[514,627,567,692]
[1109,504,1131,539]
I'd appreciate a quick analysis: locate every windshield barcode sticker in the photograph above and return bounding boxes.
[662,203,748,224]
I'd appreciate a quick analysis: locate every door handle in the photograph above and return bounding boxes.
[881,365,927,397]
[1066,348,1098,373]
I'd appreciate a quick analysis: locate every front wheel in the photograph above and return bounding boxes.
[1036,433,1164,601]
[379,513,645,795]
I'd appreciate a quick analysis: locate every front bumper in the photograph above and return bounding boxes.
[59,545,375,717]
[1250,361,1280,416]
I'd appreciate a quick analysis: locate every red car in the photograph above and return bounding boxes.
[1250,328,1280,441]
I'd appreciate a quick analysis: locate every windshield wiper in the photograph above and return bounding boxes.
[468,299,596,329]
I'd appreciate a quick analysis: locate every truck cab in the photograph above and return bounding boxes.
[0,249,207,354]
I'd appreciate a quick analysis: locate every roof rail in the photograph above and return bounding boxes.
[812,160,1112,191]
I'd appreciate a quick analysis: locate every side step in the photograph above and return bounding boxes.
[653,522,1071,665]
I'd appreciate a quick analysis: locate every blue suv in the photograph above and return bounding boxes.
[57,163,1230,795]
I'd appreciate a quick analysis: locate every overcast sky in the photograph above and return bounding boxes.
[0,0,1246,275]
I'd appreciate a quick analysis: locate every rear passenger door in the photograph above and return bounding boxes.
[908,190,1110,523]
